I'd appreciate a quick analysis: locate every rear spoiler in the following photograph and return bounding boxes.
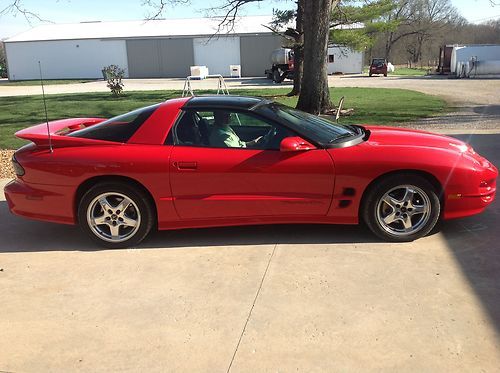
[15,118,117,148]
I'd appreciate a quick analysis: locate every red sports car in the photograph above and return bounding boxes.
[4,96,498,247]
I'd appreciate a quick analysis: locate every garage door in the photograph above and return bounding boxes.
[240,35,284,77]
[127,38,194,78]
[193,37,240,76]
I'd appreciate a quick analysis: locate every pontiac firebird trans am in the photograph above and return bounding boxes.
[4,96,498,247]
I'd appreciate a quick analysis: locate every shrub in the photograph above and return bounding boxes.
[102,65,125,96]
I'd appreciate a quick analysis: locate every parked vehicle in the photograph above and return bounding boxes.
[5,96,497,247]
[265,48,294,83]
[369,58,388,77]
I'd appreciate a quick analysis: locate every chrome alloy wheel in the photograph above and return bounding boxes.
[86,192,141,243]
[375,185,431,237]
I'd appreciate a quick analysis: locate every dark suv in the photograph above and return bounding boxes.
[369,58,388,77]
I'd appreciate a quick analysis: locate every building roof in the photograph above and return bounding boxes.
[5,15,276,43]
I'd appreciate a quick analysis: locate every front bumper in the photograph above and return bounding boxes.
[443,162,498,220]
[4,179,76,225]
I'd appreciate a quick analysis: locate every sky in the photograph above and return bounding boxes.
[1,0,499,39]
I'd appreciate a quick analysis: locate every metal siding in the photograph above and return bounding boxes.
[5,39,129,80]
[193,37,241,76]
[240,35,284,77]
[126,39,161,78]
[158,38,194,78]
[127,38,194,78]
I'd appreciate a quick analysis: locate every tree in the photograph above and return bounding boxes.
[296,0,337,114]
[211,0,336,114]
[380,0,459,62]
[270,1,305,96]
[0,41,7,78]
[330,0,396,52]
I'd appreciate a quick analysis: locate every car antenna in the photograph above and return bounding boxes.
[38,61,53,153]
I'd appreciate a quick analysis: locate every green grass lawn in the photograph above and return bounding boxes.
[0,87,446,149]
[390,67,429,76]
[0,79,98,86]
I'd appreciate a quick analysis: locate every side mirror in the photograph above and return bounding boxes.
[280,136,316,152]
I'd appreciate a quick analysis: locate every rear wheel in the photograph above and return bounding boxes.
[78,182,154,248]
[273,69,283,83]
[362,174,441,242]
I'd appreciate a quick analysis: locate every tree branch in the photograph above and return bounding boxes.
[0,0,52,25]
[142,0,190,20]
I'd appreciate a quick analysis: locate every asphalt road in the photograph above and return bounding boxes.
[0,131,498,372]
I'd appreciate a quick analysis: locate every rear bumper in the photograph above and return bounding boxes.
[4,179,76,225]
[370,68,387,74]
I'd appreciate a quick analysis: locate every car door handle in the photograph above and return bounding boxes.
[175,161,198,170]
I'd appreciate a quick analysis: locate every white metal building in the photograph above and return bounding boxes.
[3,16,285,80]
[4,16,367,80]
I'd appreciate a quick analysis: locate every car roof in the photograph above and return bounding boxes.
[183,95,269,110]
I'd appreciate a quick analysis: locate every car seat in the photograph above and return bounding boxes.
[197,118,210,146]
[177,114,201,145]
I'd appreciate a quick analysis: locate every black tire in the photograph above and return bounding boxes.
[272,69,283,83]
[78,182,155,248]
[369,73,372,77]
[362,174,441,242]
[384,73,388,77]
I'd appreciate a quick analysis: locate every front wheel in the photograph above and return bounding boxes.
[78,182,154,248]
[362,174,441,242]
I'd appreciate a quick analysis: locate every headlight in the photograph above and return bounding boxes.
[12,154,25,177]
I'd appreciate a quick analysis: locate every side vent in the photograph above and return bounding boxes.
[338,187,356,208]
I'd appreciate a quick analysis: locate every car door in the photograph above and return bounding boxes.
[168,108,335,220]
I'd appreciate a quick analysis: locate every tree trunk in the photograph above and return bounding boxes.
[296,0,336,114]
[288,0,304,97]
[384,31,394,60]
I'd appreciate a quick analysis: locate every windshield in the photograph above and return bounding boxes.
[68,104,160,143]
[257,103,358,145]
[372,58,386,65]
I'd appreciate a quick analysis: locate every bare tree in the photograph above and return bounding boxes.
[382,0,459,62]
[142,0,190,20]
[0,0,52,24]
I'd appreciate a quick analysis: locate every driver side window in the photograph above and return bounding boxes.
[173,109,292,150]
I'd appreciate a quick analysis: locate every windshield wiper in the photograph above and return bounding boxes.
[329,132,354,143]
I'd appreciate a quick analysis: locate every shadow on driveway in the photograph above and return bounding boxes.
[442,133,500,336]
[0,200,379,253]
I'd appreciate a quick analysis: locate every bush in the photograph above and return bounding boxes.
[102,65,125,96]
[0,64,7,79]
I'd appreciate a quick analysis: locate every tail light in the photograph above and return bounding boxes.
[12,154,25,177]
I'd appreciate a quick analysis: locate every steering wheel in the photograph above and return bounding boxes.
[262,126,282,148]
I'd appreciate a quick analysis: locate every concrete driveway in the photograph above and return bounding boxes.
[0,132,499,372]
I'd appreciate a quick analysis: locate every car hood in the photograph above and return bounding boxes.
[363,125,468,152]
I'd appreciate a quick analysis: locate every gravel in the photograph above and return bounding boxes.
[1,150,15,179]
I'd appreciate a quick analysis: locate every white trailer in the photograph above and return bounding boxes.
[450,44,500,76]
[327,45,363,74]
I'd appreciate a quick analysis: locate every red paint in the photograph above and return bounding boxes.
[4,98,498,234]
